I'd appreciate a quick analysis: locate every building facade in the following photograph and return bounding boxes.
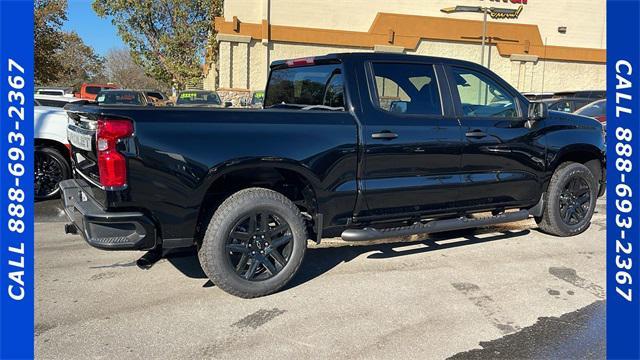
[207,0,606,103]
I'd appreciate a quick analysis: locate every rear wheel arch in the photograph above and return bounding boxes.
[194,163,320,244]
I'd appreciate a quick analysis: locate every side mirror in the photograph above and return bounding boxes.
[528,101,548,121]
[389,100,408,113]
[224,101,233,108]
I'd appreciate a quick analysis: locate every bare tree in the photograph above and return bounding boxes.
[104,48,167,90]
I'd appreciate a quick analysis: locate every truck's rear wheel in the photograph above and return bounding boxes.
[536,162,597,236]
[198,187,307,298]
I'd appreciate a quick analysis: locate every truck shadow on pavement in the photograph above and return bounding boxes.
[165,227,531,291]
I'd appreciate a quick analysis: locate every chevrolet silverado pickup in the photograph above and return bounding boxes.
[61,53,606,298]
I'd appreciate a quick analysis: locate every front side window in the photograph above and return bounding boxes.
[372,63,441,116]
[451,67,517,118]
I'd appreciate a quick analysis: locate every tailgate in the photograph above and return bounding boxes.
[64,103,106,206]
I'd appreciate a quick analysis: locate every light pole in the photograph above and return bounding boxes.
[440,5,521,68]
[462,35,519,69]
[481,7,487,67]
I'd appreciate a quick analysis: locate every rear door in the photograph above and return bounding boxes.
[447,65,546,210]
[357,61,463,222]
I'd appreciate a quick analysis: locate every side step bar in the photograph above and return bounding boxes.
[341,210,530,242]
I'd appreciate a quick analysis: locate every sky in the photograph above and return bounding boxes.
[62,0,125,56]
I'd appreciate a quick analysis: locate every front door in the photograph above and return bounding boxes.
[447,65,546,210]
[357,61,463,222]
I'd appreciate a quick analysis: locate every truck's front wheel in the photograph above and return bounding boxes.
[536,162,597,236]
[198,188,307,298]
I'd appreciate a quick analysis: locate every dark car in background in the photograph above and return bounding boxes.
[175,90,229,107]
[540,98,594,113]
[97,89,151,106]
[575,99,607,124]
[522,92,554,101]
[553,90,606,100]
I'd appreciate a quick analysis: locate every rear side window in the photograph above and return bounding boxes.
[371,63,441,116]
[176,91,221,105]
[37,90,64,96]
[264,64,345,109]
[548,100,572,112]
[36,99,67,108]
[86,86,103,95]
[573,99,591,110]
[97,91,145,105]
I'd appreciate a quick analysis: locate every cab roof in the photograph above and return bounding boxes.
[270,52,486,70]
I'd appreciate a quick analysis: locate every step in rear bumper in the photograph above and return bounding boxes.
[59,179,157,251]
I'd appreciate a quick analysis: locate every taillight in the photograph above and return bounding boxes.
[96,119,133,188]
[285,57,315,67]
[595,115,607,123]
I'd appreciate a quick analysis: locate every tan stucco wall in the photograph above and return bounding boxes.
[208,0,605,95]
[212,38,605,94]
[225,0,606,49]
[413,39,606,93]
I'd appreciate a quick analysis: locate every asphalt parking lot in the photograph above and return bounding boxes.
[35,198,606,359]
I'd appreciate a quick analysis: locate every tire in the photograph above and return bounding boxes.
[536,162,597,236]
[34,146,71,201]
[198,187,307,298]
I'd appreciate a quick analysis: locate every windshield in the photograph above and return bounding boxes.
[576,100,606,117]
[264,64,344,109]
[176,91,221,105]
[97,91,146,105]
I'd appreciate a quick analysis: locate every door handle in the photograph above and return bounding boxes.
[465,130,487,138]
[371,131,398,140]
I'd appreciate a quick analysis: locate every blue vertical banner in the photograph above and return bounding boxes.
[0,0,35,359]
[607,0,640,359]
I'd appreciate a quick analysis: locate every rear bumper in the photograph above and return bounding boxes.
[59,179,157,250]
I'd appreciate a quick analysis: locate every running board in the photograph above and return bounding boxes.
[341,210,530,241]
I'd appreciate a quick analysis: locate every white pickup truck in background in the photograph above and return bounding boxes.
[34,94,81,200]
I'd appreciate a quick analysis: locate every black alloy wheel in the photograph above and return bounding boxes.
[198,187,307,298]
[34,147,70,200]
[226,211,293,281]
[559,177,592,226]
[536,162,597,237]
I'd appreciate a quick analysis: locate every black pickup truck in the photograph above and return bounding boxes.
[61,53,605,298]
